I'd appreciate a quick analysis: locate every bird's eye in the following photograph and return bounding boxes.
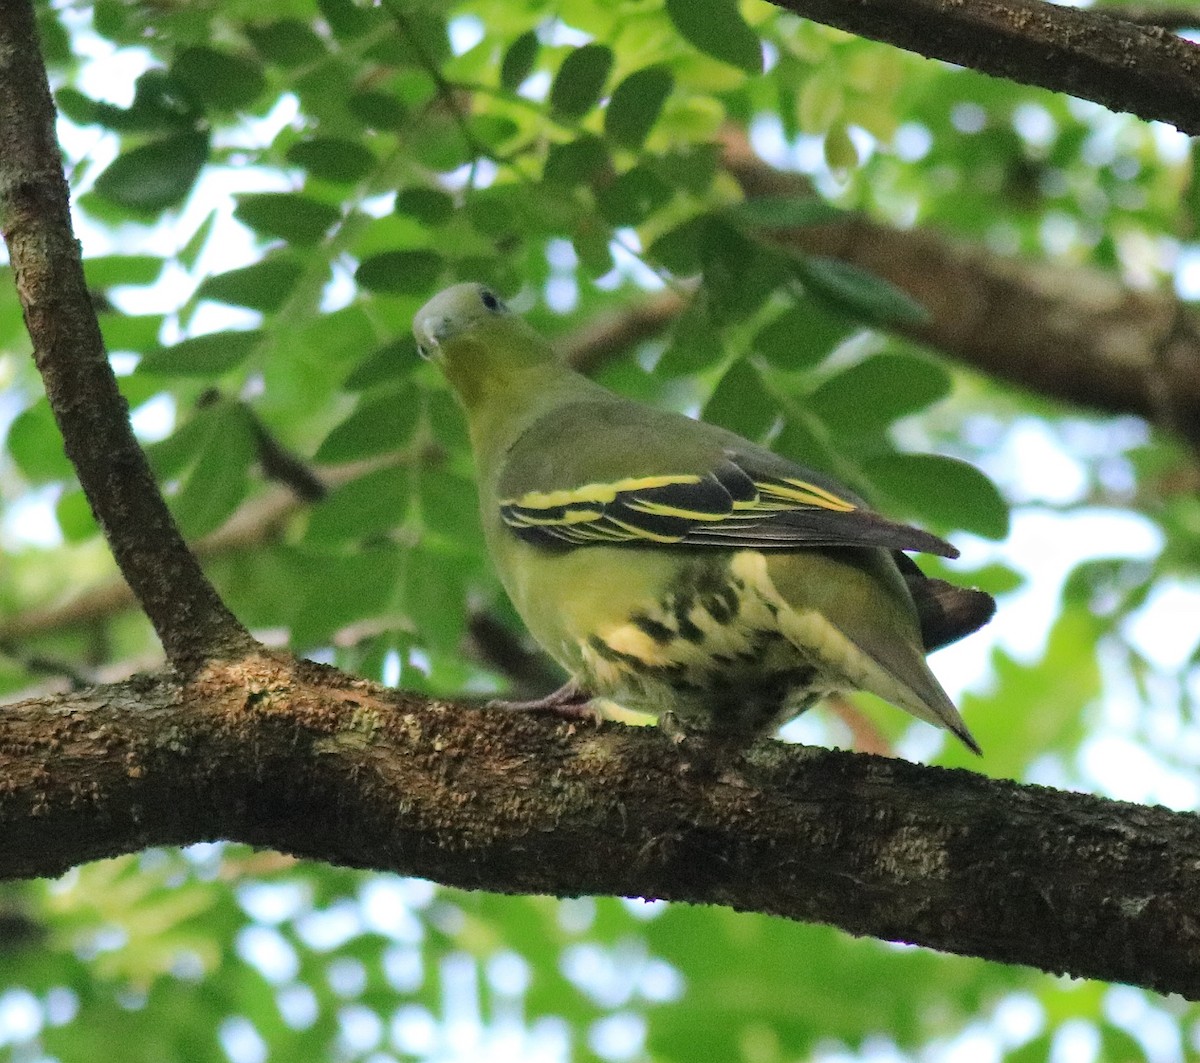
[479,288,505,313]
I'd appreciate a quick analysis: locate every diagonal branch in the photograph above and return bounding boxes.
[0,0,255,672]
[768,0,1200,135]
[2,656,1199,1000]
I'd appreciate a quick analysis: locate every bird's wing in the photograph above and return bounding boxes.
[497,403,958,558]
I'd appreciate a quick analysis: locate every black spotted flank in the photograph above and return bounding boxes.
[631,613,675,644]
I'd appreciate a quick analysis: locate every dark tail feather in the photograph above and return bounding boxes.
[893,552,997,653]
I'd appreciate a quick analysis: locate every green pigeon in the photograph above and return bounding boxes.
[413,283,994,753]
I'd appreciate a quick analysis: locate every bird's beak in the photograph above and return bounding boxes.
[415,317,443,361]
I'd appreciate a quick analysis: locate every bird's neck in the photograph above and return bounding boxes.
[459,361,607,488]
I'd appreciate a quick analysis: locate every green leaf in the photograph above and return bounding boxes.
[245,19,328,66]
[93,132,209,212]
[649,214,707,275]
[145,405,222,480]
[657,296,725,376]
[197,258,304,313]
[543,134,610,186]
[171,47,265,111]
[6,400,72,483]
[394,187,455,226]
[286,137,376,183]
[596,166,672,227]
[703,359,777,441]
[56,489,99,543]
[178,210,217,269]
[234,194,341,245]
[356,250,443,294]
[549,43,613,120]
[315,384,421,462]
[864,452,1009,539]
[139,330,263,377]
[170,404,255,538]
[793,255,930,327]
[500,30,539,90]
[665,0,763,74]
[753,297,853,368]
[305,465,410,545]
[83,255,165,289]
[700,218,787,322]
[347,90,407,130]
[343,340,414,391]
[809,353,952,436]
[605,66,673,149]
[727,197,848,229]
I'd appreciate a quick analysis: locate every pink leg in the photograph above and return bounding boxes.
[487,679,601,723]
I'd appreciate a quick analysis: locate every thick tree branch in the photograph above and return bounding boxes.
[768,0,1200,135]
[1,656,1198,999]
[0,0,255,672]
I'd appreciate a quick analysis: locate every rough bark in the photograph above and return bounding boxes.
[1,656,1198,1000]
[0,0,255,671]
[767,0,1200,135]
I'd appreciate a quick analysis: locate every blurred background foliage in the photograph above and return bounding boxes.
[1,0,1199,1058]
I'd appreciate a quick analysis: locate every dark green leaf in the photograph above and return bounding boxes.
[657,296,725,376]
[549,44,613,120]
[597,166,672,227]
[171,404,255,538]
[501,30,539,90]
[235,194,341,245]
[139,330,263,377]
[356,250,443,294]
[6,400,72,483]
[286,137,376,183]
[665,0,763,74]
[543,134,609,186]
[395,187,455,226]
[197,258,304,312]
[315,384,421,462]
[700,218,787,322]
[245,19,328,66]
[810,353,952,436]
[347,90,407,130]
[649,214,707,275]
[83,255,165,289]
[793,255,930,327]
[171,47,265,111]
[727,197,848,229]
[753,297,853,368]
[93,132,209,212]
[864,452,1009,539]
[703,359,777,441]
[317,0,379,38]
[605,66,673,149]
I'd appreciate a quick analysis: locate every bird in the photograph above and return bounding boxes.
[412,282,995,754]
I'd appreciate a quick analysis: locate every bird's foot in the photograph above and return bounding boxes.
[486,680,601,724]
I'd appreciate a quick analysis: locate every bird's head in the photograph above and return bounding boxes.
[413,284,557,409]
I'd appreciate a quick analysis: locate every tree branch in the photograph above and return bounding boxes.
[2,656,1198,999]
[719,129,1200,450]
[0,0,255,672]
[768,0,1200,135]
